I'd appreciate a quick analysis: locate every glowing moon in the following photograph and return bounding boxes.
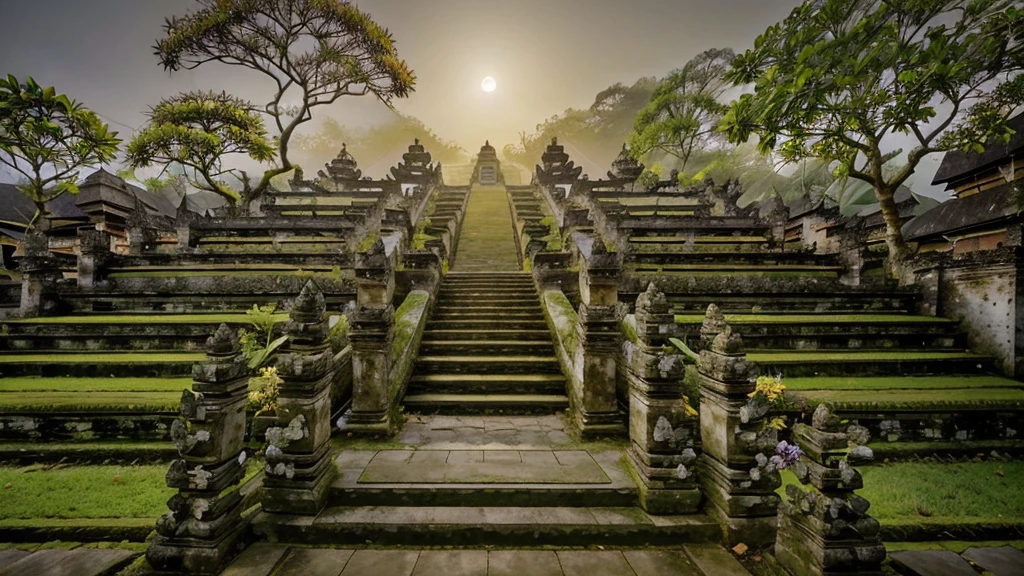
[481,76,497,93]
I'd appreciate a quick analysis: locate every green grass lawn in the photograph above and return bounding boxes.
[0,391,182,412]
[674,313,952,325]
[781,461,1024,525]
[783,376,1020,391]
[0,353,205,364]
[6,314,286,325]
[0,465,172,520]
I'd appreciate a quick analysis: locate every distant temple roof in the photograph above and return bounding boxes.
[932,113,1024,186]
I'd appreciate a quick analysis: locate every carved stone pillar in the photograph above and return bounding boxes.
[696,305,781,546]
[347,239,396,435]
[776,404,885,576]
[625,284,702,514]
[573,241,624,437]
[147,325,249,574]
[19,232,61,317]
[77,229,111,289]
[261,281,338,515]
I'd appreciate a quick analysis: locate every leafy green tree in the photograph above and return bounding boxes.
[155,0,416,206]
[629,48,734,174]
[0,75,120,229]
[721,0,1024,272]
[127,91,275,206]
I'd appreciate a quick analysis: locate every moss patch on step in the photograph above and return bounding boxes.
[789,388,1024,410]
[674,314,954,325]
[0,353,204,364]
[748,351,983,363]
[0,378,191,393]
[783,376,1021,391]
[0,391,182,413]
[6,314,286,325]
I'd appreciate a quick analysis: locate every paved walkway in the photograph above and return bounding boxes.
[398,415,574,449]
[0,547,135,576]
[222,544,752,576]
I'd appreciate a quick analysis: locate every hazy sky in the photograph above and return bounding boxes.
[0,0,947,193]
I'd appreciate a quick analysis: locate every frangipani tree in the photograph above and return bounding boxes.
[721,0,1024,274]
[127,91,275,206]
[153,0,416,208]
[0,75,120,229]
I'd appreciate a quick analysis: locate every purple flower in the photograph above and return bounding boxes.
[772,440,802,470]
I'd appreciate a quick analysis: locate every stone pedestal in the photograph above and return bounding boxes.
[572,242,624,437]
[625,285,702,513]
[696,305,781,546]
[146,325,249,574]
[775,404,885,576]
[347,240,396,436]
[19,232,61,317]
[76,229,111,289]
[261,281,338,515]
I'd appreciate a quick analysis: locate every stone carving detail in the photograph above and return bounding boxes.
[318,143,362,184]
[696,306,781,546]
[608,144,645,182]
[261,280,338,515]
[146,324,249,574]
[389,138,442,185]
[536,137,583,185]
[775,403,886,576]
[624,284,702,514]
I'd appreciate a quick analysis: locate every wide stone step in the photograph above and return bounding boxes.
[252,506,720,547]
[419,340,556,356]
[415,356,562,375]
[429,319,551,331]
[330,450,636,508]
[439,288,537,299]
[424,329,552,341]
[403,393,570,414]
[408,373,566,395]
[748,350,997,377]
[437,294,539,304]
[430,312,544,322]
[434,304,543,314]
[656,294,918,315]
[0,352,203,378]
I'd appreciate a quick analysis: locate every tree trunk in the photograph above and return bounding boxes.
[875,185,909,278]
[29,202,52,232]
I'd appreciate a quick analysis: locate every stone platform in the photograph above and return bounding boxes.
[222,543,752,576]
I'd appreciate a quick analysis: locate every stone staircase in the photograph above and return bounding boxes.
[403,272,569,414]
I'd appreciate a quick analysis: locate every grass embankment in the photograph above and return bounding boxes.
[673,314,953,325]
[6,314,286,325]
[0,465,171,520]
[781,460,1024,536]
[0,378,189,413]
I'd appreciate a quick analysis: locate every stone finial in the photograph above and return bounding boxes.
[635,283,669,317]
[291,280,327,322]
[700,304,727,350]
[206,324,239,355]
[552,137,558,146]
[711,324,744,355]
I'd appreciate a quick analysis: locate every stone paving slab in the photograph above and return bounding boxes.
[399,415,572,449]
[0,548,135,576]
[357,450,611,484]
[962,546,1024,576]
[0,550,28,572]
[221,546,753,575]
[683,544,753,576]
[891,550,980,576]
[221,543,288,576]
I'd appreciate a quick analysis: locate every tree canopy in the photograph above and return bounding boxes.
[127,91,276,205]
[154,0,416,205]
[629,48,735,174]
[0,75,120,229]
[721,0,1024,271]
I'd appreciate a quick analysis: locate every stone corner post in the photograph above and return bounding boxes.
[346,239,397,436]
[261,281,338,515]
[573,241,625,438]
[76,228,112,289]
[625,283,702,514]
[19,231,61,317]
[696,305,781,546]
[147,324,250,574]
[775,403,885,576]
